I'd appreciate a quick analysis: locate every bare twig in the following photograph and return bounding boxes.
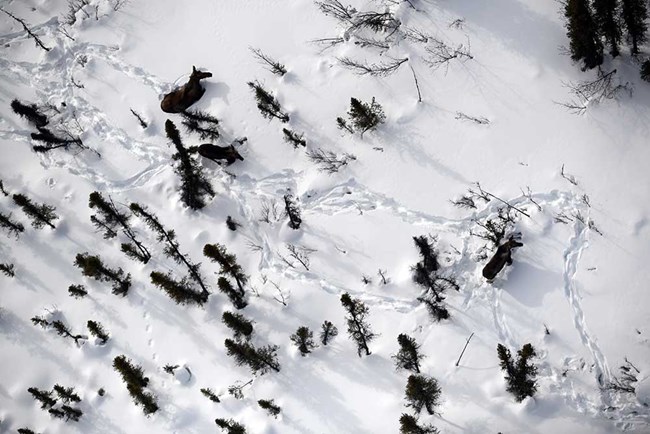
[337,56,408,76]
[560,164,578,186]
[377,268,389,284]
[455,112,489,124]
[474,183,531,218]
[1,8,50,51]
[408,63,422,103]
[455,332,474,366]
[520,186,542,212]
[269,280,289,306]
[286,244,316,271]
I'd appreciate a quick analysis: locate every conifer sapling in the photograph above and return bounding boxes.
[320,320,339,345]
[340,292,376,357]
[405,374,442,415]
[258,399,281,418]
[12,193,58,229]
[290,326,317,356]
[393,333,425,373]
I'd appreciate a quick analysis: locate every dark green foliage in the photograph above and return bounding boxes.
[340,292,376,357]
[18,428,38,434]
[215,418,247,434]
[166,119,215,210]
[320,320,338,345]
[393,334,424,373]
[222,311,254,340]
[405,374,442,415]
[497,343,538,402]
[258,399,281,418]
[283,194,302,229]
[131,202,209,294]
[0,211,24,237]
[411,235,457,321]
[399,414,439,434]
[290,326,317,356]
[282,128,306,148]
[68,284,87,298]
[53,384,81,403]
[621,0,648,55]
[48,408,65,419]
[247,80,289,122]
[218,276,247,309]
[74,253,131,296]
[150,271,209,306]
[641,60,650,81]
[87,320,109,344]
[224,338,281,374]
[593,0,621,56]
[51,320,86,346]
[11,99,48,127]
[113,355,158,416]
[0,263,15,277]
[200,387,221,402]
[203,243,248,293]
[30,127,86,154]
[342,97,385,137]
[163,364,179,375]
[12,193,58,229]
[31,315,50,329]
[89,191,150,263]
[336,116,355,133]
[27,387,57,409]
[181,109,220,141]
[61,404,82,421]
[565,0,604,70]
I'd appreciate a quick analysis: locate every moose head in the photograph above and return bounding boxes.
[160,66,212,113]
[482,237,523,281]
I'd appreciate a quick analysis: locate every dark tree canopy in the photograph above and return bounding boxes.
[222,311,254,340]
[497,343,538,402]
[405,374,442,415]
[565,0,604,70]
[150,271,209,306]
[258,399,281,418]
[290,326,317,356]
[399,413,439,434]
[215,418,247,434]
[340,292,376,357]
[11,99,48,127]
[392,333,425,373]
[593,0,621,57]
[0,211,25,238]
[74,253,131,296]
[320,320,339,345]
[204,243,248,293]
[224,338,280,375]
[621,0,648,55]
[12,193,58,229]
[345,97,385,137]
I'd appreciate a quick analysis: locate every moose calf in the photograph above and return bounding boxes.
[161,66,212,113]
[482,238,523,281]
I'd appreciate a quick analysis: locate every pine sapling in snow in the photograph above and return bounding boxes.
[339,97,385,137]
[181,109,220,141]
[399,413,439,434]
[166,119,215,210]
[68,284,87,298]
[405,374,442,415]
[215,418,247,434]
[150,271,209,306]
[10,99,48,127]
[247,80,289,122]
[290,326,317,356]
[218,276,247,309]
[203,243,248,293]
[12,193,58,229]
[27,387,57,409]
[0,211,25,238]
[201,387,221,403]
[224,338,281,375]
[282,128,306,148]
[113,355,158,416]
[283,193,302,229]
[320,320,339,345]
[497,343,538,402]
[87,320,109,344]
[88,191,151,263]
[53,385,81,403]
[74,253,131,296]
[340,292,376,357]
[0,263,15,277]
[393,334,425,373]
[258,399,281,418]
[222,311,254,341]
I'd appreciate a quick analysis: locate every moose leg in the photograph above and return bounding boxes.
[506,252,513,266]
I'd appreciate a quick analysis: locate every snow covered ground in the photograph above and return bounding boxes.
[0,0,649,432]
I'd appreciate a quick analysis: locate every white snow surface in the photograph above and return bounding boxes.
[1,0,649,433]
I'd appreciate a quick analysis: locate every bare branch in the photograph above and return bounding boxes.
[0,8,50,51]
[306,148,356,174]
[250,47,287,76]
[455,112,489,124]
[337,56,408,76]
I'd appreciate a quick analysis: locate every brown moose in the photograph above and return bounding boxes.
[482,237,523,281]
[160,66,212,113]
[197,139,246,165]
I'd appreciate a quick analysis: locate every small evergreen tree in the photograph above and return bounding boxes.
[200,387,221,402]
[12,193,58,229]
[0,211,24,238]
[290,326,317,356]
[283,193,302,229]
[342,97,385,137]
[17,428,38,434]
[11,99,48,127]
[131,202,209,295]
[247,81,290,122]
[642,60,650,81]
[113,355,159,415]
[222,311,254,340]
[150,271,209,306]
[51,320,86,346]
[27,387,57,409]
[282,128,306,148]
[0,262,15,277]
[258,399,281,418]
[320,320,339,345]
[393,334,425,373]
[497,343,538,402]
[48,408,65,419]
[166,119,215,210]
[224,338,281,374]
[593,0,621,57]
[60,404,82,421]
[399,414,439,434]
[30,127,87,154]
[203,243,248,293]
[87,320,109,344]
[88,191,150,263]
[565,0,604,70]
[340,292,376,357]
[621,0,648,55]
[53,384,81,403]
[215,418,247,434]
[181,109,220,141]
[218,276,247,309]
[68,284,87,298]
[405,374,442,415]
[74,253,131,296]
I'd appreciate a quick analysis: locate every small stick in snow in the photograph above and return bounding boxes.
[0,8,50,51]
[455,332,474,366]
[560,164,578,186]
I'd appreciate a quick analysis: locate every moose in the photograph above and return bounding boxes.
[195,138,246,165]
[160,66,212,113]
[482,237,523,281]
